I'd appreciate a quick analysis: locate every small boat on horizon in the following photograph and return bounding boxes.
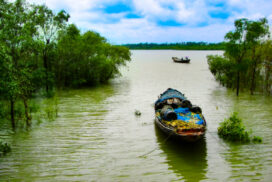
[154,88,206,142]
[172,57,190,63]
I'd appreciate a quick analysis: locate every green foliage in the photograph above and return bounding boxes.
[252,136,262,143]
[0,101,9,118]
[207,55,235,87]
[0,141,11,156]
[42,95,59,121]
[207,18,271,96]
[55,24,131,87]
[262,40,272,93]
[218,112,250,142]
[28,99,40,113]
[218,112,262,143]
[0,0,130,130]
[32,4,70,93]
[0,100,23,120]
[0,0,42,128]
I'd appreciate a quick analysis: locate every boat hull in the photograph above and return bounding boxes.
[155,117,205,142]
[172,57,190,63]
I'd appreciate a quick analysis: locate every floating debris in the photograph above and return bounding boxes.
[135,110,141,116]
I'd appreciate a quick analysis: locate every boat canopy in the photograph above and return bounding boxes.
[155,88,186,105]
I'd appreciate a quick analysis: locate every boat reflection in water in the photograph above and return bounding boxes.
[155,125,208,182]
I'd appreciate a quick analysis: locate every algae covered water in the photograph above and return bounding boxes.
[1,50,272,181]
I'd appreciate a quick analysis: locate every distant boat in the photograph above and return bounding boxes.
[154,88,206,142]
[172,57,190,63]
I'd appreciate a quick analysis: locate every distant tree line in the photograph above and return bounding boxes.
[0,0,131,129]
[207,18,272,96]
[123,42,225,50]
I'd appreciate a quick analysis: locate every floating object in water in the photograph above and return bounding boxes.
[135,110,141,116]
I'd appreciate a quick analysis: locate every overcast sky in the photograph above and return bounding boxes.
[25,0,272,44]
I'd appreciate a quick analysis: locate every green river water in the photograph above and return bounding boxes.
[1,50,272,181]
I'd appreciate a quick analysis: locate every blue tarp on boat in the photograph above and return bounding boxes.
[155,88,186,105]
[174,107,204,125]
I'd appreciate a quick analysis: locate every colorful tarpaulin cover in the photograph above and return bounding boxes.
[174,107,204,125]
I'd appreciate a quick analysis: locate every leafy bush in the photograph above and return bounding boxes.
[207,55,236,88]
[252,136,262,143]
[55,24,131,88]
[0,141,11,156]
[43,96,58,121]
[0,101,8,118]
[218,112,262,143]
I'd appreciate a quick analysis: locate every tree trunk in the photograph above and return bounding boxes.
[236,71,240,96]
[250,61,257,95]
[264,58,271,94]
[250,47,257,95]
[44,39,50,94]
[10,99,15,130]
[265,66,271,94]
[43,49,49,94]
[23,98,31,127]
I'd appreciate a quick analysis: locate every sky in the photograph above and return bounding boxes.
[25,0,272,44]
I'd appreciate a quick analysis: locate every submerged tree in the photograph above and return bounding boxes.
[0,0,66,127]
[0,0,38,128]
[0,44,17,128]
[224,19,249,96]
[245,18,269,94]
[207,55,235,88]
[262,40,272,93]
[208,18,271,96]
[0,1,131,130]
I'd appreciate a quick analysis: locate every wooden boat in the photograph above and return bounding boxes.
[154,88,206,142]
[172,57,190,63]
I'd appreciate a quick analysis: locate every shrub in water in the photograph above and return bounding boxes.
[0,141,11,156]
[218,112,252,142]
[252,136,262,143]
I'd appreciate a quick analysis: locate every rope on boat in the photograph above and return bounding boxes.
[138,132,174,158]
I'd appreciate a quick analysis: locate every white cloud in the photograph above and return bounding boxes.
[17,0,272,43]
[79,17,232,44]
[131,0,208,25]
[132,0,174,22]
[268,14,272,22]
[26,0,101,11]
[176,0,211,25]
[175,2,195,22]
